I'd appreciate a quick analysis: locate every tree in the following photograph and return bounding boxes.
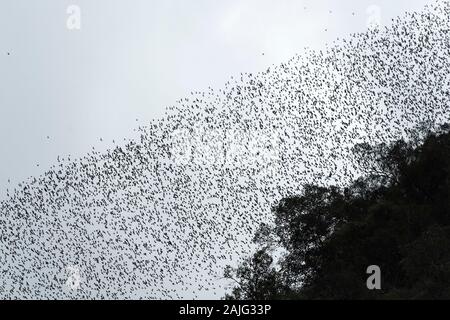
[224,124,450,299]
[223,249,287,300]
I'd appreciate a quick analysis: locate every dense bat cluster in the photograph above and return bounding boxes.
[1,1,449,299]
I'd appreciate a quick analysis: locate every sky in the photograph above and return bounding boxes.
[0,0,435,198]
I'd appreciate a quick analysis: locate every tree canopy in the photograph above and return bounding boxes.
[224,124,450,299]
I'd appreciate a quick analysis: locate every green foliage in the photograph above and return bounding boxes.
[224,125,450,300]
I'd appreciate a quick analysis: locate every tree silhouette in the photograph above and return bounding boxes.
[224,124,450,299]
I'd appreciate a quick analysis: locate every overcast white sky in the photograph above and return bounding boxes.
[0,0,434,198]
